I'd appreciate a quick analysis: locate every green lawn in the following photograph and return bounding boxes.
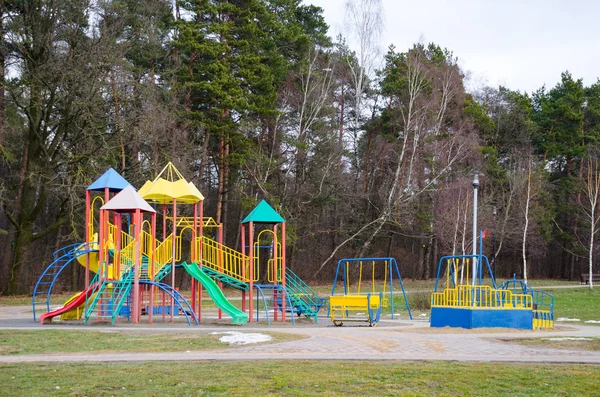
[1,361,599,396]
[0,330,303,356]
[502,337,600,351]
[547,287,600,322]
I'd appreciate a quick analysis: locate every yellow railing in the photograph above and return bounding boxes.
[151,234,183,279]
[267,258,283,283]
[431,285,532,309]
[165,216,221,228]
[533,310,554,329]
[198,236,250,282]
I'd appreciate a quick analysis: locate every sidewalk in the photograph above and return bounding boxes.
[2,309,600,364]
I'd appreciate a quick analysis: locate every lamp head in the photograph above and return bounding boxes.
[472,170,480,189]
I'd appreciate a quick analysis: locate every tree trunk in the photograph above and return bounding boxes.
[522,163,531,284]
[216,135,225,224]
[0,6,4,146]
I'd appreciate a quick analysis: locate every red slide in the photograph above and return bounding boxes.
[40,283,99,324]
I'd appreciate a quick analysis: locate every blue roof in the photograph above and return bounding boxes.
[241,200,285,224]
[87,168,132,192]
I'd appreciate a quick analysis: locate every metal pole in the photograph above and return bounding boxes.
[492,205,497,278]
[472,170,479,286]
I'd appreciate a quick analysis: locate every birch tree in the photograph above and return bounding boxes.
[343,0,383,171]
[580,151,600,290]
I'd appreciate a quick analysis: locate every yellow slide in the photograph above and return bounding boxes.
[59,290,98,320]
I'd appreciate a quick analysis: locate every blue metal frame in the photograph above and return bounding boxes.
[32,243,93,321]
[254,284,296,325]
[139,281,199,326]
[499,275,555,325]
[331,257,412,320]
[253,285,271,325]
[433,254,496,293]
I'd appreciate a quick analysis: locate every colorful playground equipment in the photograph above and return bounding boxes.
[33,164,323,326]
[329,258,412,326]
[430,249,554,330]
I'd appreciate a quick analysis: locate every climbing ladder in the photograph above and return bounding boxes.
[284,269,323,321]
[84,270,134,324]
[32,243,90,321]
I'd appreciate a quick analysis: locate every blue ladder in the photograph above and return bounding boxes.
[32,243,92,321]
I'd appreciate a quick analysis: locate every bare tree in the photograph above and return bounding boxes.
[343,0,383,170]
[315,44,477,274]
[580,151,600,290]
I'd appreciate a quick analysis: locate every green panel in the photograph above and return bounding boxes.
[241,200,285,224]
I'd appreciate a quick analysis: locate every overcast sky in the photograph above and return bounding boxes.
[305,0,599,94]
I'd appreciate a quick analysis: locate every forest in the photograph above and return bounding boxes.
[1,0,599,295]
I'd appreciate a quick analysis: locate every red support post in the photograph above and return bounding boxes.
[248,221,254,322]
[149,212,156,324]
[98,209,105,280]
[198,201,204,320]
[241,224,246,314]
[281,222,286,323]
[273,224,278,322]
[217,225,223,320]
[85,191,91,289]
[170,199,177,322]
[133,209,141,324]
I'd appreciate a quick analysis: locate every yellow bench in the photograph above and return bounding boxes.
[329,293,382,327]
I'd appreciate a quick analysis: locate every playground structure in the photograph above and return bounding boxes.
[430,170,554,331]
[329,258,412,326]
[430,247,555,330]
[33,164,322,326]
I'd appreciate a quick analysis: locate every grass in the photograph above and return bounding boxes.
[0,293,75,306]
[501,337,600,351]
[0,330,304,356]
[1,361,599,396]
[546,287,600,322]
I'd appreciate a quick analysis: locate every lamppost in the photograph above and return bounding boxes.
[472,170,479,286]
[492,205,497,278]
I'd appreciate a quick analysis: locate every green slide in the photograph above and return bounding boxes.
[180,262,248,324]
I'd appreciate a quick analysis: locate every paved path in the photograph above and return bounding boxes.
[2,307,600,364]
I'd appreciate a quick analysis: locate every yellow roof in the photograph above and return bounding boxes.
[187,182,205,201]
[137,162,204,204]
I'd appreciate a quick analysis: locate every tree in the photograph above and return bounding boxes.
[315,43,478,274]
[579,151,600,290]
[0,0,118,294]
[342,0,383,173]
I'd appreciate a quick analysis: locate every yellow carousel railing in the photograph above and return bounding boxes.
[431,285,532,309]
